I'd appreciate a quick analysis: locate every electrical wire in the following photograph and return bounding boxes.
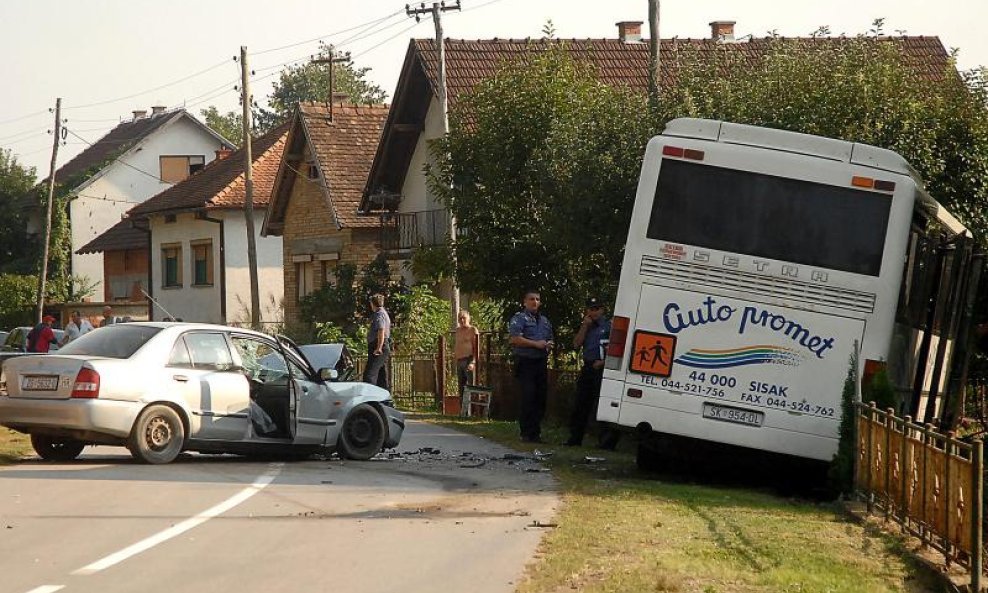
[460,0,510,13]
[350,21,423,60]
[63,59,232,111]
[64,127,163,183]
[0,110,49,127]
[251,8,404,56]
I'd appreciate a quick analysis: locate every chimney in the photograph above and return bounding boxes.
[616,21,643,44]
[132,109,148,120]
[151,105,167,115]
[710,20,736,42]
[331,91,349,103]
[215,148,232,160]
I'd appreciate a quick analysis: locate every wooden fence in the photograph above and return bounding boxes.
[855,401,984,589]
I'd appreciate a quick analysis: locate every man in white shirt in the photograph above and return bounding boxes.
[61,310,94,346]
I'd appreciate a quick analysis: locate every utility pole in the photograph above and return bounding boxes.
[311,45,351,120]
[36,98,62,324]
[407,0,461,328]
[648,0,661,110]
[240,46,261,329]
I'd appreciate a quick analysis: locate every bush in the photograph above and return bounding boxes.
[0,274,37,329]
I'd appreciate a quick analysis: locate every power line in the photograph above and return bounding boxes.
[63,59,232,111]
[64,127,163,184]
[0,110,48,127]
[350,21,424,60]
[251,8,404,56]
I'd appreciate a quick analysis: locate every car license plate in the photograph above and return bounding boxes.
[23,376,59,391]
[702,403,764,427]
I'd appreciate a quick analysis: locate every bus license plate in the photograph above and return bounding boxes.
[23,376,59,391]
[702,403,764,427]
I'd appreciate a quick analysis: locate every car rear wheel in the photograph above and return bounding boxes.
[129,405,185,464]
[31,435,85,461]
[338,403,386,461]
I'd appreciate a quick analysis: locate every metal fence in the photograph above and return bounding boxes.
[855,401,984,589]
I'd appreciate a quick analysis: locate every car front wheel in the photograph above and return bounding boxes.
[129,405,185,464]
[31,435,85,461]
[338,403,386,461]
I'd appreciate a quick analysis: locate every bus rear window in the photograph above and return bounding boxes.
[646,159,893,276]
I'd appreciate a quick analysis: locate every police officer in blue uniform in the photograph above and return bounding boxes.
[508,290,554,443]
[565,296,619,449]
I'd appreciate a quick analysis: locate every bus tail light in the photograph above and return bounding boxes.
[852,176,896,193]
[662,145,704,161]
[861,359,886,392]
[71,368,100,399]
[605,316,631,370]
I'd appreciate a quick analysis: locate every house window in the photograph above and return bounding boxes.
[321,260,337,286]
[307,162,319,180]
[191,240,213,286]
[296,261,315,302]
[161,243,182,288]
[160,155,206,183]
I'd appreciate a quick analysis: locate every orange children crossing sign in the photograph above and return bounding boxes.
[629,331,677,377]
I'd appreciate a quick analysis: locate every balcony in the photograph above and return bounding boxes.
[380,209,449,252]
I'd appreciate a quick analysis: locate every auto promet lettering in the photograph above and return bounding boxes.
[662,296,836,359]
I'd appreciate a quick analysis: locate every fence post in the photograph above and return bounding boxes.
[972,438,983,592]
[484,332,493,386]
[866,402,876,513]
[901,416,912,533]
[921,422,931,548]
[945,432,954,567]
[885,408,895,521]
[437,334,447,403]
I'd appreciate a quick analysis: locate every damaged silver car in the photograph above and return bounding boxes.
[0,323,404,464]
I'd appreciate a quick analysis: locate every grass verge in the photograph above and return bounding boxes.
[0,427,30,465]
[421,414,935,593]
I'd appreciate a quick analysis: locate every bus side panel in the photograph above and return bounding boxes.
[614,285,864,461]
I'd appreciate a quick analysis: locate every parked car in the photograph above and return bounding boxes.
[0,331,8,345]
[0,323,403,464]
[0,325,66,365]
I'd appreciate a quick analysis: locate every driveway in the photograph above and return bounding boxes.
[0,420,559,593]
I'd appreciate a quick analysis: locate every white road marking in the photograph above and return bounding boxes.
[25,586,64,593]
[72,463,283,576]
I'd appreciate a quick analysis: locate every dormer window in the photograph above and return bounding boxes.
[307,162,319,180]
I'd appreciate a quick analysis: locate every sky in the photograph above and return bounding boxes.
[2,0,986,177]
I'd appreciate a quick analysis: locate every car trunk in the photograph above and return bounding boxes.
[4,355,97,400]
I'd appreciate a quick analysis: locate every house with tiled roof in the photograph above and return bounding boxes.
[262,102,389,325]
[100,122,290,324]
[358,20,953,274]
[25,106,233,300]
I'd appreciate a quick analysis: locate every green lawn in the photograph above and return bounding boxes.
[0,427,30,464]
[422,415,935,593]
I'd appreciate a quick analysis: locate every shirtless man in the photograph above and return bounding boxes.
[455,310,480,397]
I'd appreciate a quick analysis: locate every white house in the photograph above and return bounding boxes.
[121,123,288,324]
[25,106,232,299]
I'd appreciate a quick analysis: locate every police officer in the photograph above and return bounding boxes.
[565,296,619,449]
[362,294,392,389]
[508,290,553,443]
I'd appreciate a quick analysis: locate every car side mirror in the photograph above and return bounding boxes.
[319,368,339,382]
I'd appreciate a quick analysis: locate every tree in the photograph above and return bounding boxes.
[200,106,243,147]
[430,35,988,330]
[430,46,653,327]
[0,149,38,274]
[202,44,389,138]
[256,43,388,132]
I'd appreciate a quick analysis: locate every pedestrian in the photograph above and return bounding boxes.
[61,310,94,346]
[26,316,58,353]
[100,306,118,327]
[565,297,619,449]
[455,309,480,397]
[508,290,553,443]
[362,294,392,390]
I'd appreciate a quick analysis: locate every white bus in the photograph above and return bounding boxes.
[598,118,972,467]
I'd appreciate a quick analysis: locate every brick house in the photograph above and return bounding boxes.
[357,21,953,279]
[262,102,389,325]
[76,219,149,302]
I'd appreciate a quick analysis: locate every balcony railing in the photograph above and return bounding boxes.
[380,209,449,252]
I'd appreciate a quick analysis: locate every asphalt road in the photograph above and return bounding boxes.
[0,421,559,593]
